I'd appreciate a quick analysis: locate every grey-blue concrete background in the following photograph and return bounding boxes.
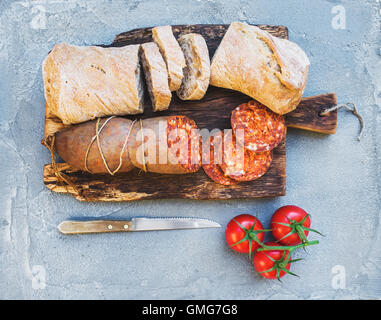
[0,0,380,300]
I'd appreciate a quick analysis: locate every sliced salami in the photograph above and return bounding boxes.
[167,115,201,173]
[220,130,273,182]
[202,132,239,186]
[231,100,286,152]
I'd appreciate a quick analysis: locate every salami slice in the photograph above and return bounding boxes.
[202,132,239,186]
[220,130,273,182]
[167,115,201,173]
[231,100,286,152]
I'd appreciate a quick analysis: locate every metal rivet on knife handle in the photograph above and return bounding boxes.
[58,220,133,235]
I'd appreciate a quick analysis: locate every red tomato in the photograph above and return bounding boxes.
[225,214,266,254]
[253,242,292,280]
[271,205,311,245]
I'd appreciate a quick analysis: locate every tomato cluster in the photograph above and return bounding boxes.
[225,205,322,281]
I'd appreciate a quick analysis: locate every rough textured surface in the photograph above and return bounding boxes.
[0,0,380,300]
[43,95,336,201]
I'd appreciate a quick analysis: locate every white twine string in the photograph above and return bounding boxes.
[85,117,135,175]
[320,102,364,141]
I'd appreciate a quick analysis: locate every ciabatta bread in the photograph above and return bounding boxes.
[152,26,186,91]
[210,22,310,115]
[140,42,172,111]
[43,43,144,125]
[176,33,210,100]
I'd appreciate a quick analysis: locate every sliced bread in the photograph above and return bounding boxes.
[176,33,210,101]
[152,25,186,91]
[140,42,172,111]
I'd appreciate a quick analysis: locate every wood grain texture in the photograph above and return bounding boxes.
[44,139,286,201]
[43,94,337,202]
[44,90,338,137]
[284,93,338,134]
[43,24,337,202]
[112,24,288,57]
[58,220,133,234]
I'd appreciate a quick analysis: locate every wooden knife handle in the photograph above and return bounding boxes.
[58,220,133,235]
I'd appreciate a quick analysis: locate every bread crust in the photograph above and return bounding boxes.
[140,42,172,111]
[210,22,310,115]
[152,26,186,91]
[42,43,144,125]
[176,33,210,100]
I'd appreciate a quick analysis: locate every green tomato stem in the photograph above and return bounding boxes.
[295,224,308,243]
[257,240,319,252]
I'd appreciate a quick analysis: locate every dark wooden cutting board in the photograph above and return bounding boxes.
[43,24,338,201]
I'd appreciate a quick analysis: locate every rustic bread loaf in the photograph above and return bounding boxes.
[140,42,172,111]
[43,43,144,125]
[152,25,186,91]
[210,22,310,115]
[176,33,210,100]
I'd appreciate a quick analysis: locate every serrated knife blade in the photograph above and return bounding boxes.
[58,217,221,235]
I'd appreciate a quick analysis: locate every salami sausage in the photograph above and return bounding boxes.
[128,115,201,174]
[55,115,201,175]
[220,130,273,182]
[231,100,286,152]
[167,116,201,173]
[202,132,239,186]
[55,117,135,174]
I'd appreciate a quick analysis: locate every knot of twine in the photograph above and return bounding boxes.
[319,102,364,141]
[84,116,136,175]
[43,116,137,196]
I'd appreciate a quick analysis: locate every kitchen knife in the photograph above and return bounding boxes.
[58,217,221,235]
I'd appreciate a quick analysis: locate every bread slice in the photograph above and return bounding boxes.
[210,22,310,115]
[140,42,172,111]
[176,33,210,100]
[42,43,144,125]
[152,26,186,91]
